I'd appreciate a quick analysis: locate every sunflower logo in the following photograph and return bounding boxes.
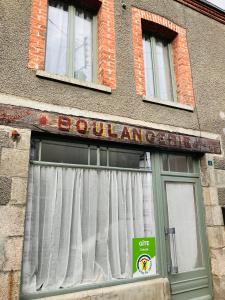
[137,254,152,275]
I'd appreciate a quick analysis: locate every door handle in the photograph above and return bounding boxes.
[165,227,178,274]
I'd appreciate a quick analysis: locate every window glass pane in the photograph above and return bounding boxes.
[100,147,107,166]
[187,156,194,173]
[90,146,97,165]
[45,1,68,75]
[41,141,88,164]
[155,38,173,102]
[168,155,187,172]
[30,140,40,161]
[205,0,225,10]
[74,8,93,81]
[109,148,149,169]
[162,154,169,171]
[143,36,155,97]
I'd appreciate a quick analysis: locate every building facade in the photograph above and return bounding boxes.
[0,0,225,299]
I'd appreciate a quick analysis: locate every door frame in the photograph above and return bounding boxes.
[151,152,212,299]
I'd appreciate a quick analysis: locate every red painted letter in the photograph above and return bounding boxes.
[58,116,71,132]
[132,128,142,142]
[39,115,48,126]
[108,124,118,138]
[121,127,131,140]
[146,131,155,143]
[93,122,104,136]
[76,119,88,134]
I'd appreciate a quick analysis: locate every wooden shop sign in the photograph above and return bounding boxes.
[0,104,221,154]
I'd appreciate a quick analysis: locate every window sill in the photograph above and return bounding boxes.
[142,96,194,112]
[36,70,112,94]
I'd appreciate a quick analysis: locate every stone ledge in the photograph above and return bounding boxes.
[22,278,170,300]
[143,96,194,111]
[36,70,112,94]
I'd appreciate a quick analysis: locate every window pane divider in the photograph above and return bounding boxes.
[151,36,159,98]
[30,160,152,173]
[168,43,177,102]
[97,147,100,166]
[66,5,75,77]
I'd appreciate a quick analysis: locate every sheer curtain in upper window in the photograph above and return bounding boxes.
[45,1,94,81]
[45,1,68,75]
[143,35,175,102]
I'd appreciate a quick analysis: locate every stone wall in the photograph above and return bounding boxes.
[201,154,225,300]
[0,126,30,300]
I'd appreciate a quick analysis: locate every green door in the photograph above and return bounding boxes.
[162,176,212,300]
[153,153,212,300]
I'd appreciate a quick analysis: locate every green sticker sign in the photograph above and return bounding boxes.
[132,237,156,277]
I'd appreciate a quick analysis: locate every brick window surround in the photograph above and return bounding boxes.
[132,7,195,107]
[28,0,116,89]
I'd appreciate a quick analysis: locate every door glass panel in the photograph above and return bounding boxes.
[162,154,194,173]
[165,182,203,273]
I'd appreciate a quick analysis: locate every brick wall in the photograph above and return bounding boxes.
[132,7,195,107]
[28,0,116,89]
[97,0,116,89]
[28,0,47,70]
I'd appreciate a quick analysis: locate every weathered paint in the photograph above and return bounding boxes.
[0,104,221,154]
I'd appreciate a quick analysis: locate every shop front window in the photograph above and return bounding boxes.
[22,139,155,294]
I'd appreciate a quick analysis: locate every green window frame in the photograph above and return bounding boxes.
[142,34,177,102]
[20,138,211,300]
[45,1,98,82]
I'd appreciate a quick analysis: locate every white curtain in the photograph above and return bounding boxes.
[22,165,155,293]
[45,3,68,76]
[74,9,93,81]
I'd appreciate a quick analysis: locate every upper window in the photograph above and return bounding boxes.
[45,0,97,82]
[142,34,176,102]
[132,8,195,107]
[28,0,117,89]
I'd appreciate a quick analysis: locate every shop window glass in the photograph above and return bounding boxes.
[22,139,155,293]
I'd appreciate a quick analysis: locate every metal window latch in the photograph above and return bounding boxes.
[165,227,175,235]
